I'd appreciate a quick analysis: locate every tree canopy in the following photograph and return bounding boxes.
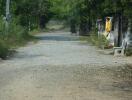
[0,0,131,32]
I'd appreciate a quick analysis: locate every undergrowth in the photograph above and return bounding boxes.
[80,31,109,49]
[0,17,34,59]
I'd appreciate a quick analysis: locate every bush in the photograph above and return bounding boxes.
[125,48,132,56]
[0,39,9,59]
[0,17,6,38]
[0,17,32,59]
[8,19,30,40]
[89,32,109,49]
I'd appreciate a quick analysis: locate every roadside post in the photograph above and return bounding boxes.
[96,19,103,38]
[5,0,10,36]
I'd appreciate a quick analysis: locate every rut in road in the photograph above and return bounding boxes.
[0,31,132,100]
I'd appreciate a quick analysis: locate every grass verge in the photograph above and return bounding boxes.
[80,32,109,49]
[0,18,35,59]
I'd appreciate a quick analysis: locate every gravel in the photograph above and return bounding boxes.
[0,31,131,100]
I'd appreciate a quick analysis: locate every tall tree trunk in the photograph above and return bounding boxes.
[117,13,122,46]
[39,15,46,29]
[79,20,91,36]
[70,19,77,34]
[128,18,132,33]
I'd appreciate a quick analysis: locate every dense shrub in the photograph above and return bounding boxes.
[8,19,30,41]
[0,18,31,59]
[0,39,9,59]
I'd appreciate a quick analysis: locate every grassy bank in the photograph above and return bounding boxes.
[80,32,109,49]
[80,32,132,56]
[0,18,34,59]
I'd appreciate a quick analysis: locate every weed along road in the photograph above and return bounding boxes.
[0,31,132,100]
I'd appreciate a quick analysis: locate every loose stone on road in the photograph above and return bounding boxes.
[0,31,132,100]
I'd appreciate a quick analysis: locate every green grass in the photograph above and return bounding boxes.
[0,33,35,59]
[80,32,109,49]
[0,18,35,59]
[0,39,9,59]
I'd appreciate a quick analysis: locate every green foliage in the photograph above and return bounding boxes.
[0,0,52,58]
[0,17,32,59]
[50,0,132,35]
[50,0,71,19]
[0,39,9,59]
[8,19,28,40]
[80,33,109,49]
[90,33,109,48]
[9,0,52,28]
[0,0,131,58]
[0,17,5,38]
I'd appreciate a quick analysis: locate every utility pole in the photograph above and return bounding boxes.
[5,0,10,35]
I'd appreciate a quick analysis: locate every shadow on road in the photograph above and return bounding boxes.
[36,35,79,41]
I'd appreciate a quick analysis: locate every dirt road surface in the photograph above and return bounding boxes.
[0,31,132,100]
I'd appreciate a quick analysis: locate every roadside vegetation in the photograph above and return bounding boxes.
[50,0,132,35]
[0,0,132,58]
[80,33,109,49]
[0,18,33,59]
[51,0,132,55]
[0,0,52,59]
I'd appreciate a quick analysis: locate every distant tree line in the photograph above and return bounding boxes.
[51,0,132,36]
[0,0,131,32]
[0,0,52,30]
[0,0,54,58]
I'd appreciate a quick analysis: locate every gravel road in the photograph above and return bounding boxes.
[0,31,132,100]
